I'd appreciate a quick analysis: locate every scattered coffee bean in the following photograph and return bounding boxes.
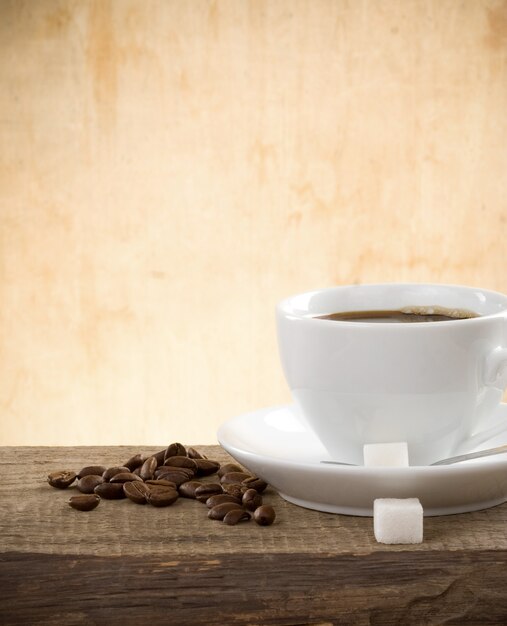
[242,476,268,493]
[69,494,101,511]
[140,456,158,481]
[163,456,197,472]
[148,483,177,494]
[223,509,251,525]
[77,465,107,479]
[220,472,252,485]
[94,482,126,499]
[187,447,206,459]
[206,494,242,509]
[194,459,220,476]
[145,479,178,489]
[153,449,167,465]
[77,474,104,494]
[124,481,151,504]
[110,472,143,483]
[242,489,262,511]
[222,483,248,498]
[47,470,77,489]
[123,454,146,471]
[253,505,276,526]
[195,483,223,502]
[146,487,179,507]
[102,466,130,482]
[155,465,189,477]
[164,443,187,460]
[48,446,277,529]
[208,502,245,520]
[217,463,244,478]
[179,481,205,499]
[154,468,194,485]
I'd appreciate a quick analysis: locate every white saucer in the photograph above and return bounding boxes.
[217,403,507,517]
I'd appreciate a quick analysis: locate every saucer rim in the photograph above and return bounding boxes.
[217,403,507,476]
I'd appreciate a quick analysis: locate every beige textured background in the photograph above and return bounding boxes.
[1,0,506,446]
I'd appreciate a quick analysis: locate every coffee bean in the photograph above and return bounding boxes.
[194,459,220,477]
[156,465,194,477]
[208,502,244,520]
[133,467,142,477]
[110,472,144,483]
[77,474,104,494]
[206,494,242,509]
[223,509,251,525]
[222,483,248,498]
[164,443,187,460]
[145,479,178,489]
[163,456,197,472]
[220,472,252,485]
[148,483,177,494]
[154,468,193,486]
[77,465,107,479]
[155,465,193,477]
[102,466,130,482]
[242,489,262,511]
[242,476,268,494]
[178,481,204,499]
[123,454,146,471]
[195,483,223,502]
[146,487,179,507]
[47,470,77,489]
[155,465,194,480]
[253,505,276,526]
[187,447,206,459]
[69,494,101,511]
[153,449,166,466]
[217,463,244,478]
[124,481,151,504]
[94,482,126,499]
[140,456,158,481]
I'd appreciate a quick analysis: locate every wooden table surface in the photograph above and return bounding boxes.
[2,445,507,625]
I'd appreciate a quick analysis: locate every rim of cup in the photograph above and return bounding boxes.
[277,282,507,326]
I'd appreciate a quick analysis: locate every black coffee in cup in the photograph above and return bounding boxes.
[315,307,479,323]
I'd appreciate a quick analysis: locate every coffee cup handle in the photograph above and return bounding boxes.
[463,347,507,450]
[484,347,507,389]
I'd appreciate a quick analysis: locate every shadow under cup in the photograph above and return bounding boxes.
[276,284,507,466]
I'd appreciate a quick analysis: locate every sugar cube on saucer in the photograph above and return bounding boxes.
[363,442,409,467]
[373,498,423,544]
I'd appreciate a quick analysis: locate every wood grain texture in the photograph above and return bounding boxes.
[0,0,507,446]
[2,446,507,624]
[3,445,507,557]
[2,551,507,625]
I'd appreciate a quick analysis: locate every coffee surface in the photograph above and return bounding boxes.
[315,308,479,323]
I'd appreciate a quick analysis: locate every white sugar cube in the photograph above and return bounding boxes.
[374,498,423,544]
[363,442,409,467]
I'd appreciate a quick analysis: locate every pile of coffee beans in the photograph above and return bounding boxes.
[47,444,276,527]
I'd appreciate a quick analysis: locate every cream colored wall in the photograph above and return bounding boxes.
[1,0,506,446]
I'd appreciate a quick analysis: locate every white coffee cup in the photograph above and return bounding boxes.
[276,283,507,466]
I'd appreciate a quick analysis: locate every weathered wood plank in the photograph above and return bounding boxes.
[2,550,507,625]
[1,446,507,557]
[2,446,507,624]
